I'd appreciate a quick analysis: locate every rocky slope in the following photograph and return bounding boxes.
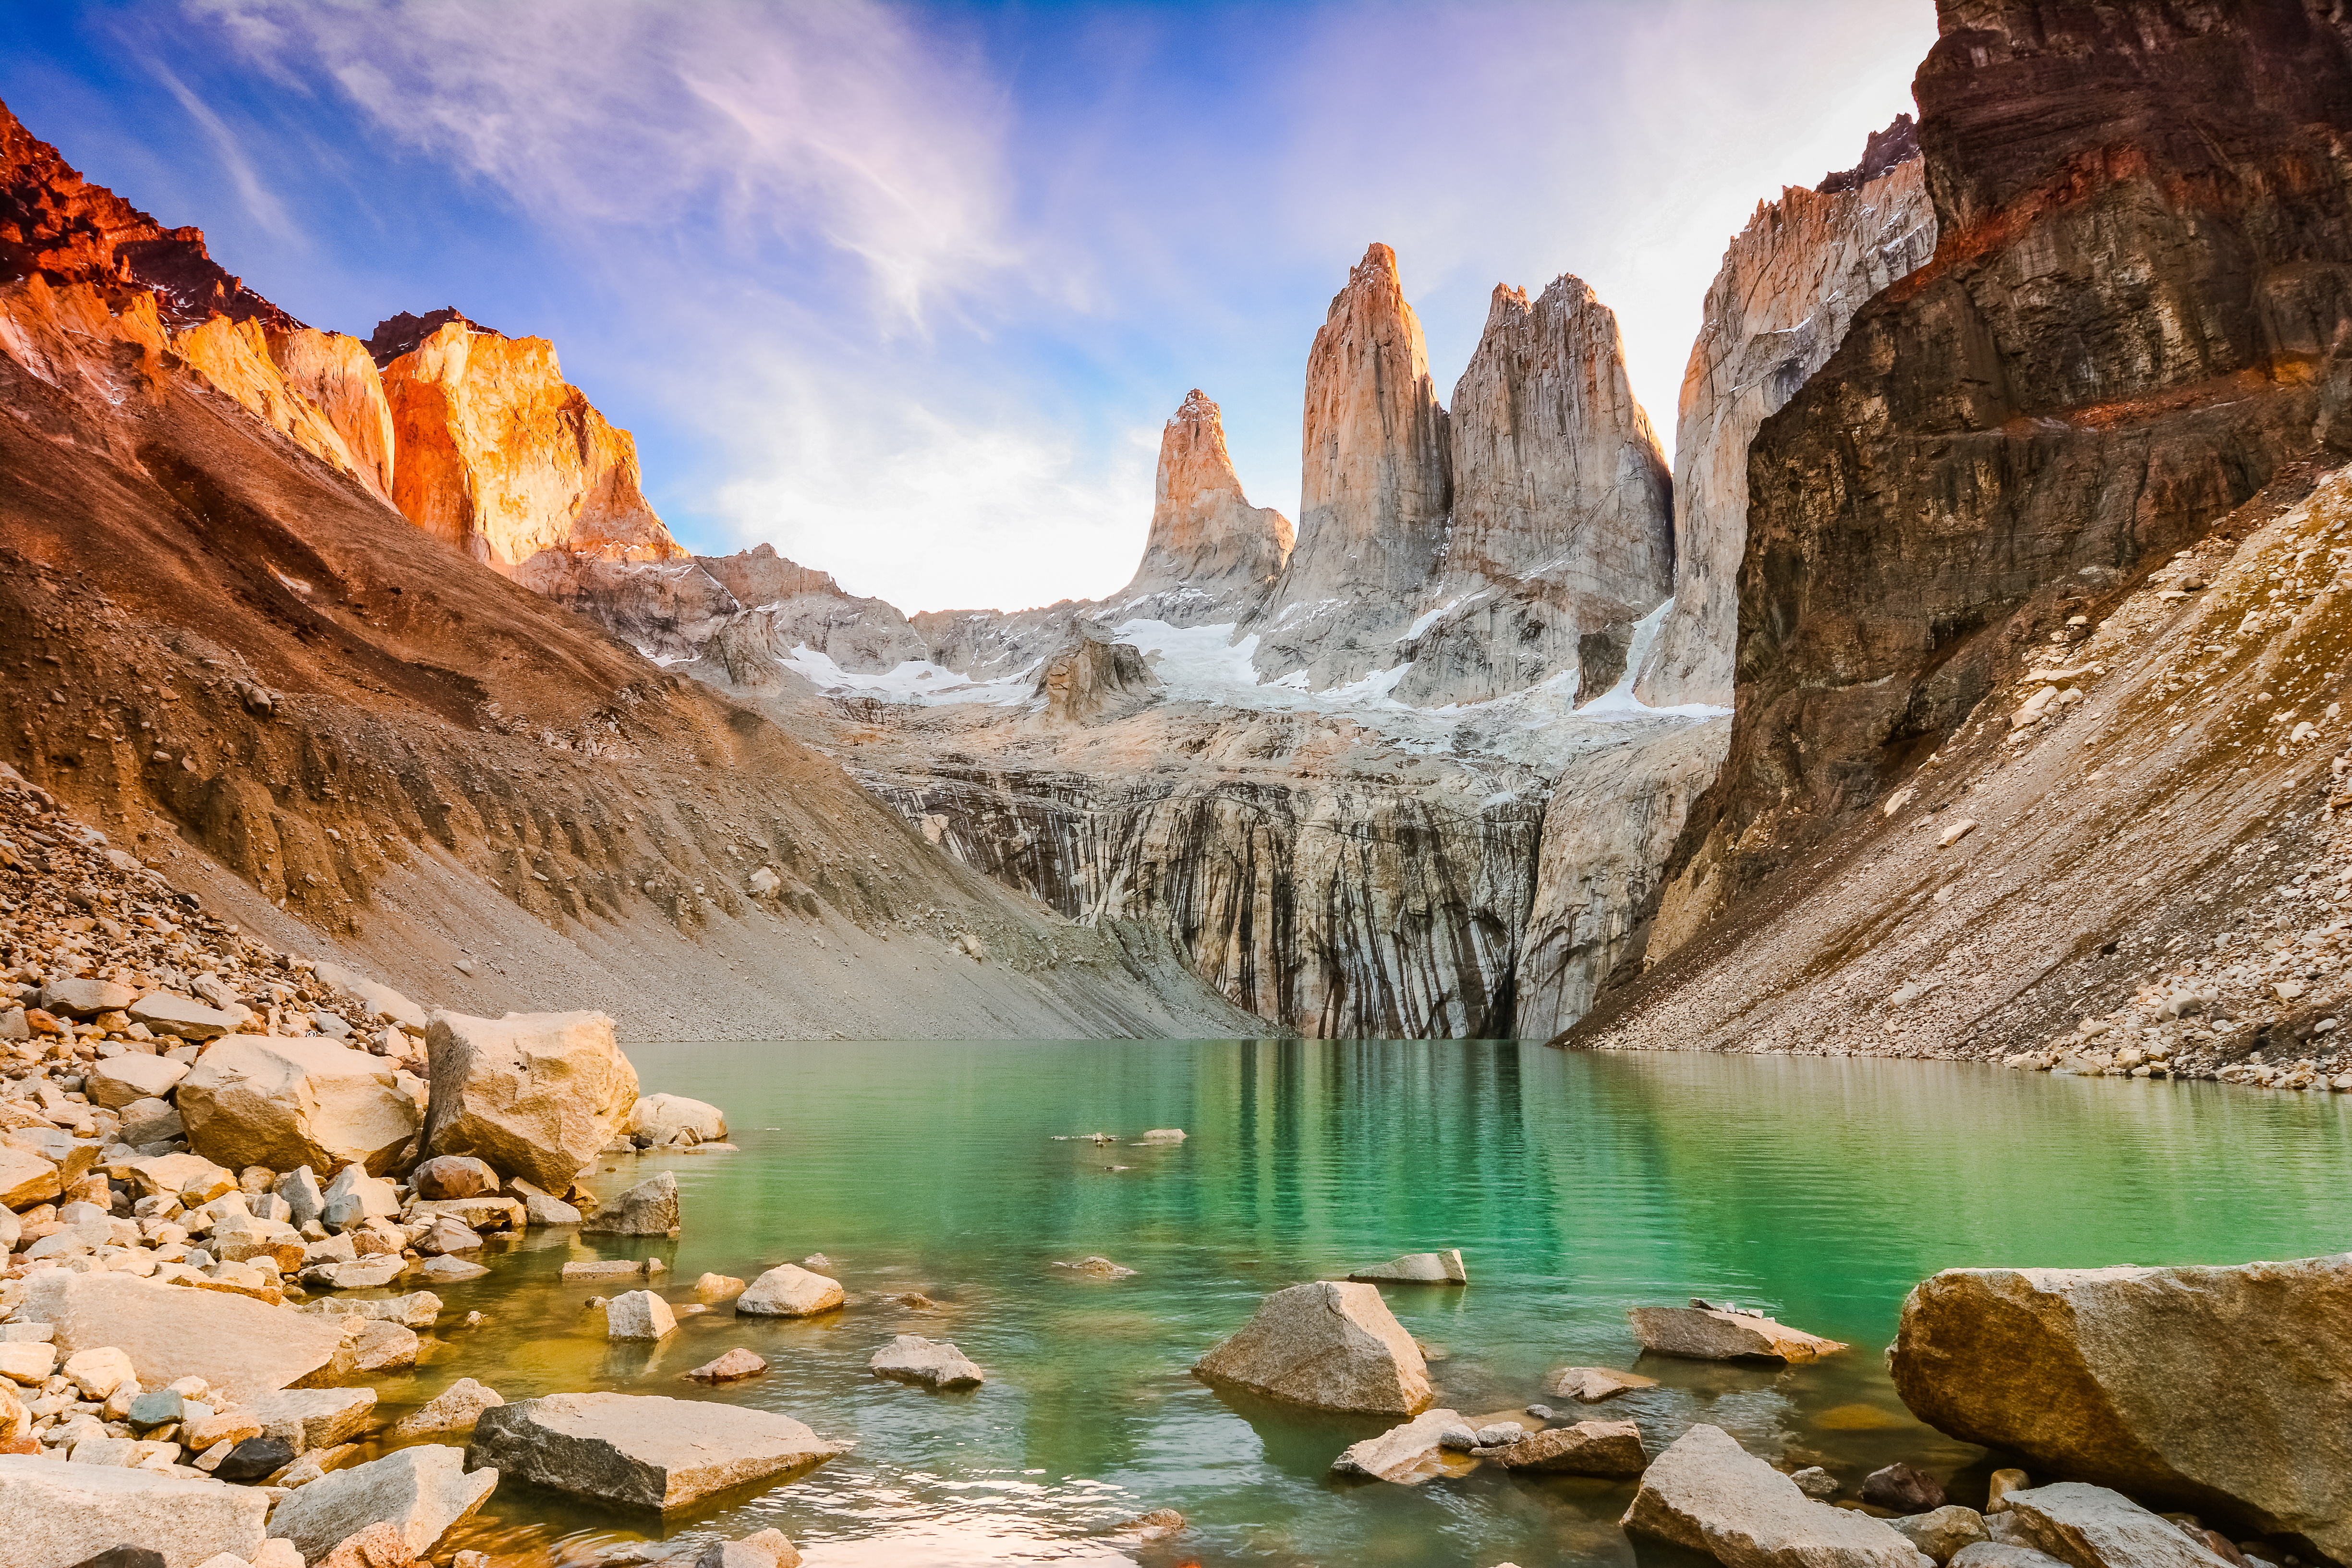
[0,212,1260,1041]
[1573,0,2352,1067]
[1634,118,1937,709]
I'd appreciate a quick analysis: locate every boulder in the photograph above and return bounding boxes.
[64,1346,136,1398]
[0,1143,61,1208]
[240,1388,379,1452]
[580,1172,679,1236]
[309,1521,418,1568]
[691,1273,746,1302]
[869,1336,983,1390]
[303,1257,405,1291]
[1192,1281,1431,1415]
[1889,1256,2352,1562]
[307,963,427,1034]
[215,1435,297,1482]
[1628,1305,1848,1363]
[119,1099,183,1148]
[561,1259,652,1282]
[606,1290,676,1341]
[264,1444,497,1561]
[405,1196,523,1231]
[41,979,138,1019]
[1864,1463,1948,1514]
[1997,1483,2236,1568]
[304,1292,440,1330]
[1055,1256,1135,1278]
[327,1321,420,1379]
[417,1255,487,1284]
[1346,1250,1467,1285]
[1889,1506,1989,1563]
[319,1166,400,1230]
[274,1167,325,1229]
[1948,1547,2072,1568]
[392,1378,502,1439]
[737,1264,843,1318]
[1493,1420,1648,1477]
[85,1055,189,1111]
[177,1038,420,1177]
[409,1156,497,1201]
[124,1154,233,1205]
[523,1193,581,1226]
[683,1531,800,1568]
[1552,1366,1658,1402]
[412,1216,482,1256]
[0,1452,270,1568]
[17,1271,345,1403]
[467,1392,849,1510]
[1329,1408,1465,1483]
[420,1010,638,1191]
[126,994,238,1043]
[1622,1423,1925,1567]
[684,1349,767,1385]
[627,1094,725,1145]
[0,1341,57,1384]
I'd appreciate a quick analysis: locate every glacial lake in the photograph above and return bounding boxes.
[384,1041,2352,1568]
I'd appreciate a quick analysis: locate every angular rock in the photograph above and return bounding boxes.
[327,1321,419,1379]
[125,994,238,1044]
[64,1346,136,1398]
[0,1142,63,1208]
[119,1099,182,1148]
[684,1349,766,1386]
[181,1409,264,1453]
[417,1255,487,1284]
[1192,1281,1431,1415]
[467,1392,849,1511]
[392,1378,502,1439]
[606,1289,675,1341]
[304,1292,440,1330]
[523,1193,581,1226]
[580,1172,678,1236]
[1493,1420,1647,1477]
[264,1444,497,1561]
[1628,1305,1847,1362]
[626,1094,725,1146]
[404,1195,523,1232]
[1999,1483,2235,1568]
[420,1010,638,1192]
[868,1335,983,1391]
[307,963,427,1034]
[0,1341,58,1384]
[561,1259,650,1282]
[1889,1506,1990,1563]
[736,1264,842,1318]
[124,1154,234,1205]
[1622,1423,1924,1567]
[690,1273,745,1303]
[302,1257,405,1291]
[240,1387,379,1452]
[214,1435,295,1482]
[1329,1408,1465,1483]
[1948,1546,2071,1568]
[412,1216,482,1256]
[1864,1462,1946,1514]
[84,1055,189,1112]
[409,1156,497,1202]
[1552,1365,1657,1402]
[1346,1250,1467,1285]
[19,1271,345,1403]
[177,1038,420,1177]
[0,1452,270,1568]
[274,1167,324,1230]
[41,979,138,1019]
[682,1529,799,1568]
[308,1521,418,1568]
[1891,1257,2352,1562]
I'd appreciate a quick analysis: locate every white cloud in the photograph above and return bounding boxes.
[146,58,304,243]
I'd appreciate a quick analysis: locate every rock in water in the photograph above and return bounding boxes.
[1551,1366,1658,1402]
[0,1454,270,1568]
[1107,389,1292,624]
[1346,1250,1467,1285]
[1887,1506,1989,1563]
[1999,1483,2238,1568]
[868,1336,984,1391]
[420,1010,640,1192]
[1329,1408,1467,1483]
[1492,1421,1648,1477]
[264,1444,498,1561]
[580,1171,679,1236]
[176,1037,422,1177]
[627,1093,726,1146]
[1622,1424,1923,1567]
[1627,1305,1847,1363]
[1889,1257,2352,1560]
[393,1379,504,1439]
[468,1392,849,1511]
[691,1273,747,1302]
[1861,1462,1945,1514]
[736,1264,843,1318]
[606,1289,676,1341]
[1191,1281,1431,1415]
[684,1349,767,1386]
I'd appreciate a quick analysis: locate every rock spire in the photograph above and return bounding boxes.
[1113,389,1293,624]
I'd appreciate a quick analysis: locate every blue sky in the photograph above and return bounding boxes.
[1,1,1938,612]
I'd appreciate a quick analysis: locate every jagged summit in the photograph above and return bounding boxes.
[1112,388,1293,623]
[365,307,500,367]
[0,96,298,330]
[1816,113,1921,194]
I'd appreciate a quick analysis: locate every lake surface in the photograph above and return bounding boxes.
[391,1041,2352,1568]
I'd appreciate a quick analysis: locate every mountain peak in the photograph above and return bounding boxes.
[365,307,502,368]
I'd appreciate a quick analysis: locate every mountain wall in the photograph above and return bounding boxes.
[1634,119,1937,708]
[1115,388,1294,625]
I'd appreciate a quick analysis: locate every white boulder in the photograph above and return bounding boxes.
[177,1036,421,1176]
[607,1289,677,1341]
[737,1264,844,1317]
[869,1335,983,1390]
[628,1093,726,1145]
[1623,1424,1923,1566]
[84,1053,189,1110]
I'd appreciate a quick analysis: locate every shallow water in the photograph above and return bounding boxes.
[380,1041,2352,1568]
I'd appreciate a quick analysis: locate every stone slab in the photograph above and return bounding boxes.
[0,1452,268,1568]
[17,1270,346,1403]
[468,1391,849,1511]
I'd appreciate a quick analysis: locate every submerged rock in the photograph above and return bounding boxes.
[1192,1281,1431,1415]
[1628,1304,1847,1362]
[1552,1365,1657,1402]
[736,1264,843,1318]
[581,1172,679,1236]
[1492,1420,1647,1477]
[1329,1408,1466,1483]
[1863,1462,1947,1514]
[684,1349,767,1386]
[468,1392,849,1511]
[1346,1249,1467,1285]
[1622,1424,1922,1567]
[1890,1256,2352,1561]
[868,1336,983,1391]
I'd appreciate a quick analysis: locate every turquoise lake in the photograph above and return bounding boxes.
[377,1040,2352,1567]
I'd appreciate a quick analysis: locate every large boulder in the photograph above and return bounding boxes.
[84,1054,189,1110]
[0,1453,270,1568]
[468,1392,849,1510]
[1997,1483,2235,1568]
[240,1388,380,1452]
[126,1153,234,1204]
[1629,1305,1848,1363]
[126,992,239,1042]
[628,1093,726,1145]
[1192,1281,1431,1414]
[16,1270,346,1403]
[39,978,138,1018]
[736,1264,843,1317]
[177,1037,421,1176]
[264,1445,497,1561]
[581,1171,679,1235]
[1889,1256,2352,1561]
[1623,1424,1924,1567]
[421,1011,638,1191]
[0,1142,62,1208]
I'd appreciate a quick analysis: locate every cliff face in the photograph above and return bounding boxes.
[379,319,687,575]
[1112,389,1293,625]
[173,316,396,504]
[1634,123,1937,708]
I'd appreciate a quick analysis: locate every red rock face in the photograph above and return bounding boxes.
[1671,0,2352,924]
[0,99,296,331]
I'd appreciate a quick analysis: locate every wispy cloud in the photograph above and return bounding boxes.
[147,57,303,243]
